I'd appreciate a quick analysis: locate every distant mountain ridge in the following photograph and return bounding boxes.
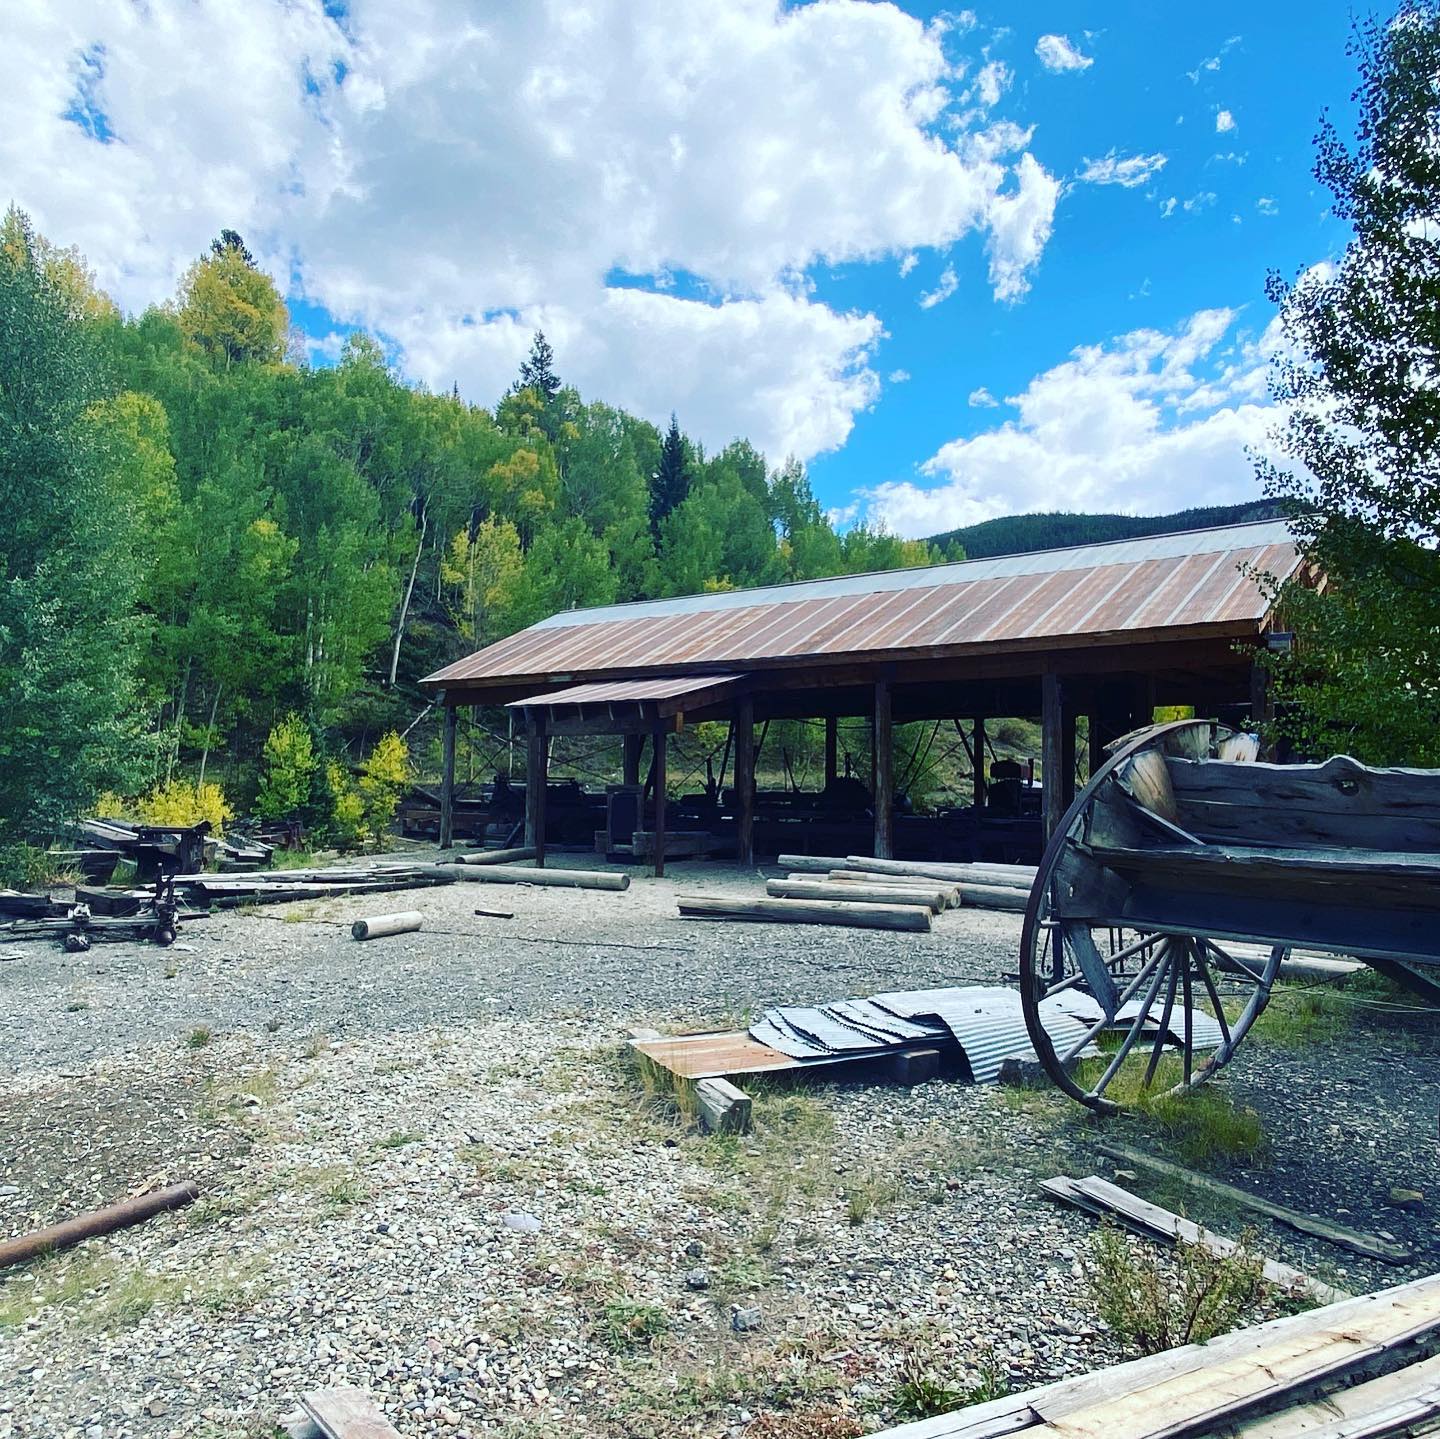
[929,500,1285,561]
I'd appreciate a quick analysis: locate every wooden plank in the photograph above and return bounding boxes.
[676,894,932,932]
[1096,1143,1412,1262]
[875,677,894,860]
[453,846,537,865]
[1233,1350,1440,1439]
[301,1386,403,1439]
[844,856,1037,889]
[1041,1175,1347,1304]
[824,872,963,907]
[766,879,947,911]
[868,1275,1440,1439]
[695,1077,752,1134]
[1047,1289,1440,1439]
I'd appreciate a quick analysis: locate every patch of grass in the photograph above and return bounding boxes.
[1252,984,1349,1047]
[893,1354,965,1420]
[187,1025,213,1049]
[375,1129,423,1150]
[1082,1056,1267,1168]
[164,964,179,979]
[843,1167,904,1226]
[596,1297,670,1351]
[65,999,89,1013]
[89,1268,178,1330]
[303,1031,330,1058]
[1088,1222,1266,1355]
[318,1171,371,1214]
[206,1068,280,1117]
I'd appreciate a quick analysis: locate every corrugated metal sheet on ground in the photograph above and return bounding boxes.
[425,521,1302,689]
[1047,990,1224,1050]
[870,986,1101,1083]
[749,1002,946,1059]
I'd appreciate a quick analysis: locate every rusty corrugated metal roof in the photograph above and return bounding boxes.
[425,520,1299,691]
[504,675,742,710]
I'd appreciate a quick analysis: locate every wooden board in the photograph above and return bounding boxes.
[1096,1143,1412,1263]
[1041,1175,1346,1304]
[1233,1350,1440,1439]
[301,1386,403,1439]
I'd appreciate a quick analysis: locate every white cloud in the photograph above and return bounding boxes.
[1079,149,1167,188]
[919,265,959,309]
[898,252,919,277]
[968,386,999,407]
[1035,34,1093,72]
[1187,35,1241,83]
[888,368,911,384]
[1216,108,1237,133]
[1184,191,1218,213]
[860,308,1285,536]
[1257,196,1278,216]
[0,0,1062,463]
[985,154,1060,300]
[969,59,1012,108]
[1160,197,1178,219]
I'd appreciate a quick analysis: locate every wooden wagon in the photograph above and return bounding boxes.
[1018,718,1440,1112]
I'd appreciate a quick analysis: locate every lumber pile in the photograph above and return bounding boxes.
[678,894,931,932]
[775,854,1038,912]
[867,1271,1440,1439]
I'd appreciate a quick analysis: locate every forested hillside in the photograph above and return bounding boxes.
[929,500,1285,561]
[0,213,938,842]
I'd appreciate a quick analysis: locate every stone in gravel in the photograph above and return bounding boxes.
[0,1185,17,1196]
[731,1305,762,1332]
[1388,1187,1424,1210]
[502,1210,542,1233]
[685,1239,704,1258]
[685,1268,710,1290]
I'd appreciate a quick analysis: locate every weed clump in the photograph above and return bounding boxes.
[1089,1223,1266,1355]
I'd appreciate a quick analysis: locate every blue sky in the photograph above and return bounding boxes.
[5,1,1361,536]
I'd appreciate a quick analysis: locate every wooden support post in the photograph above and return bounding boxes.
[873,678,894,860]
[1060,697,1077,813]
[439,702,457,850]
[525,716,548,867]
[824,715,838,789]
[1089,711,1106,780]
[973,717,987,809]
[1042,671,1064,842]
[653,728,667,878]
[735,698,755,869]
[622,733,642,787]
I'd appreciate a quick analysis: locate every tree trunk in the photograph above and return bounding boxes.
[196,683,222,794]
[388,506,427,688]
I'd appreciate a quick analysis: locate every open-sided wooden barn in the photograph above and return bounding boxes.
[420,519,1302,871]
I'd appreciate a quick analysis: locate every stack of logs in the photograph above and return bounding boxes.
[676,854,1038,933]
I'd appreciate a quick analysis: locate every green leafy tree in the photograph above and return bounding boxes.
[255,713,316,817]
[357,731,409,847]
[176,231,288,367]
[1259,2,1440,763]
[0,208,145,841]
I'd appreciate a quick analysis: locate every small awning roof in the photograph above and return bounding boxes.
[506,674,743,731]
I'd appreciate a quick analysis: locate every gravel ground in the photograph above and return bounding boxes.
[2,851,1438,1439]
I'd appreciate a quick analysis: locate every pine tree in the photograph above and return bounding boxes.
[649,413,690,539]
[517,330,561,402]
[1260,2,1440,763]
[209,228,256,266]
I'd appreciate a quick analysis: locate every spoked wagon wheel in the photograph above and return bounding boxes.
[1019,720,1287,1114]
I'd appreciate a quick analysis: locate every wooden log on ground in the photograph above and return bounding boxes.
[955,882,1029,912]
[433,864,629,892]
[845,855,1036,889]
[1042,1174,1347,1305]
[766,879,947,911]
[1097,1141,1412,1262]
[0,1181,200,1270]
[676,894,931,933]
[695,1077,752,1134]
[1234,1350,1440,1439]
[777,854,854,873]
[823,871,963,907]
[350,910,424,941]
[300,1385,404,1439]
[450,846,537,866]
[1210,948,1364,984]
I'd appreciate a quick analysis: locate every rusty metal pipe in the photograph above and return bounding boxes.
[0,1181,200,1270]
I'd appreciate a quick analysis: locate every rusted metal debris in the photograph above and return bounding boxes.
[0,1181,200,1271]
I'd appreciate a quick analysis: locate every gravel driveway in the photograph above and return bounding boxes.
[2,852,1437,1439]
